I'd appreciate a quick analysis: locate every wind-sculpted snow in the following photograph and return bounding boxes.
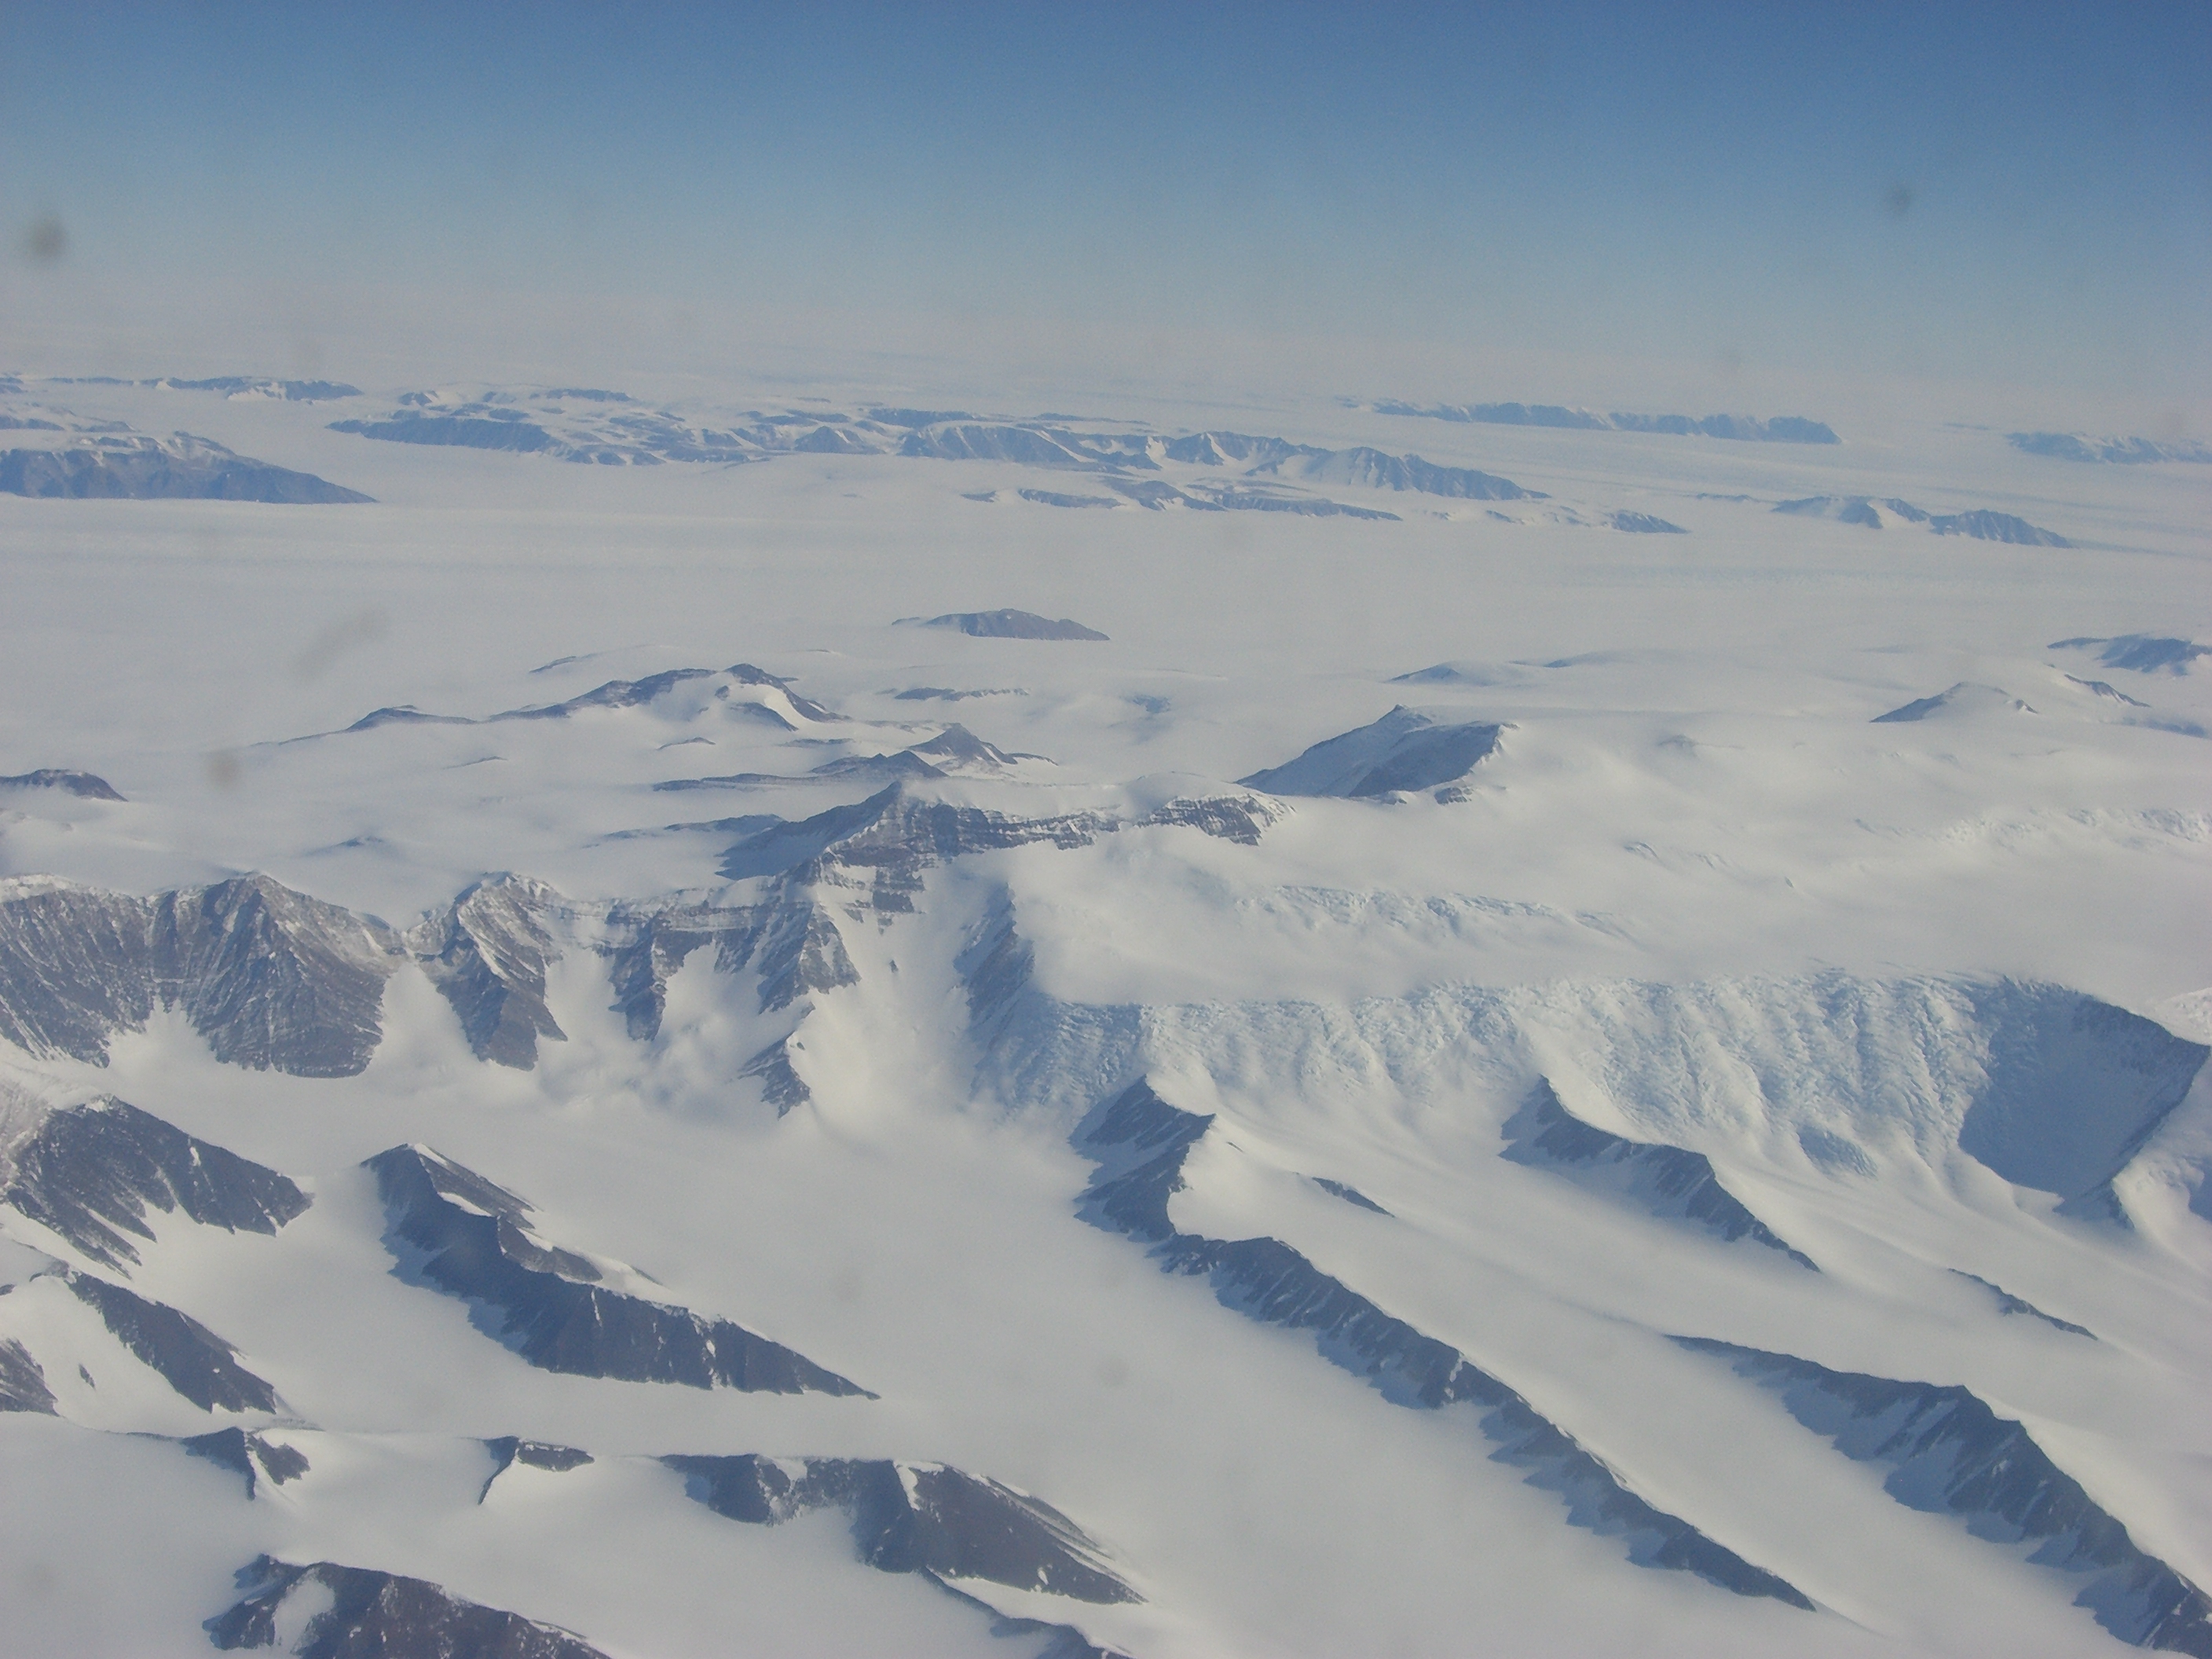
[1370,399,1840,443]
[0,874,400,1074]
[207,1555,613,1658]
[1075,1081,1814,1609]
[59,1269,281,1412]
[1501,1082,1817,1267]
[1509,976,2205,1210]
[665,1452,1141,1605]
[984,971,2204,1228]
[183,1426,310,1499]
[1239,706,1505,799]
[0,768,123,800]
[1675,1339,2212,1655]
[0,434,371,502]
[0,1093,309,1269]
[367,1144,871,1397]
[2009,431,2212,465]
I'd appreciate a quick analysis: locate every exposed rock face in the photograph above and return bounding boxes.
[1951,1272,2094,1338]
[0,769,124,800]
[0,434,372,503]
[1077,1082,1811,1609]
[1774,496,2068,545]
[1276,446,1536,500]
[0,1336,54,1412]
[182,1427,309,1498]
[405,877,569,1068]
[1311,1177,1390,1215]
[479,1437,593,1500]
[367,1144,870,1397]
[664,1453,1140,1604]
[1872,683,2033,723]
[1239,707,1505,800]
[1675,1339,2212,1655]
[911,610,1110,641]
[718,786,1280,905]
[0,1094,308,1269]
[1500,1082,1816,1268]
[0,874,400,1074]
[62,1270,280,1412]
[2053,635,2210,676]
[344,662,833,734]
[1608,511,1687,533]
[207,1556,611,1657]
[1925,508,2071,546]
[2009,431,2212,465]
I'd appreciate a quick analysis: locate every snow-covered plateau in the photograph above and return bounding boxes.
[0,369,2207,1658]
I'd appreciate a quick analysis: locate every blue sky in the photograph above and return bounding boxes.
[2,2,2206,410]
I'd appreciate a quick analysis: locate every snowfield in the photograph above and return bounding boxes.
[0,368,2207,1658]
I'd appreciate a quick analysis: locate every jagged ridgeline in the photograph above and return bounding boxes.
[1674,1340,2212,1657]
[368,1144,871,1396]
[1075,1081,1814,1609]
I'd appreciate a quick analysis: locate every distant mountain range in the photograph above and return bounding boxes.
[1365,399,1840,444]
[2009,431,2212,465]
[0,434,369,504]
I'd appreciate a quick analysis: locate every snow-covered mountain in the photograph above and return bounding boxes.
[0,367,2207,1658]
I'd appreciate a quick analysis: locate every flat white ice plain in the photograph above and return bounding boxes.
[0,372,2208,1658]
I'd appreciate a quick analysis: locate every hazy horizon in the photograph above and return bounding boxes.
[3,3,2207,429]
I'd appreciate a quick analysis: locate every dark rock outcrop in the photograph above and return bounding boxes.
[0,435,371,503]
[1872,683,2032,723]
[1925,509,2070,547]
[1239,707,1504,800]
[0,1095,309,1268]
[717,786,1276,908]
[1500,1082,1817,1268]
[182,1427,309,1497]
[1311,1177,1390,1215]
[665,1453,1139,1604]
[406,877,569,1068]
[910,610,1110,641]
[2052,635,2210,676]
[0,1336,54,1412]
[1675,1339,2212,1655]
[1951,1272,2094,1338]
[2009,432,2212,466]
[479,1437,592,1500]
[62,1270,280,1412]
[0,873,401,1074]
[1776,496,2068,544]
[207,1555,610,1657]
[367,1144,870,1397]
[1076,1082,1811,1609]
[0,769,123,800]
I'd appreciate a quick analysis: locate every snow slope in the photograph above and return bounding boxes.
[0,366,2207,1657]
